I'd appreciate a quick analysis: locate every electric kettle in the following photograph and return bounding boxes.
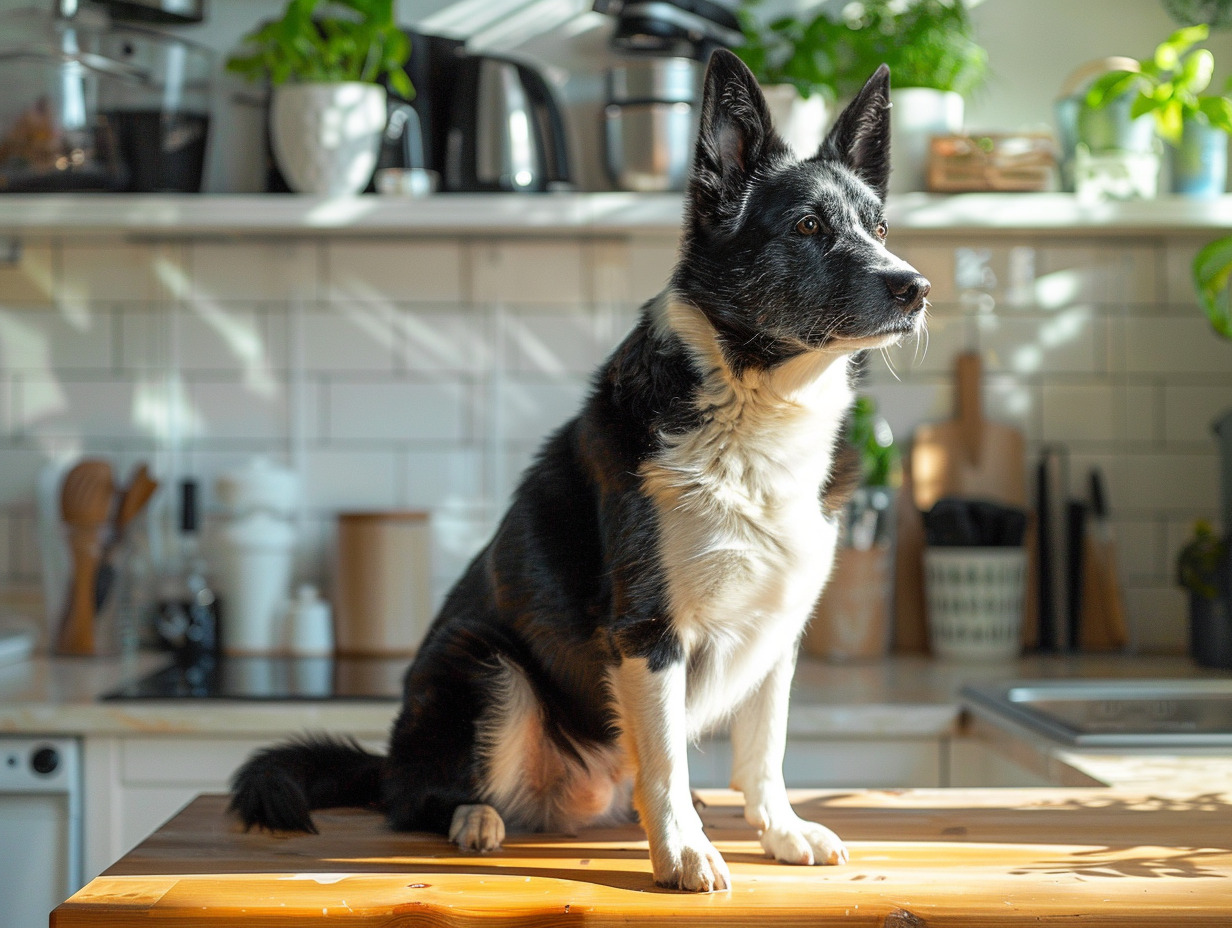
[444,52,573,193]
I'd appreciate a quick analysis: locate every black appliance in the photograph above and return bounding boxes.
[102,656,408,700]
[593,0,742,59]
[443,51,573,192]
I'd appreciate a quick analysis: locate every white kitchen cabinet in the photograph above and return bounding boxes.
[690,737,945,789]
[946,737,1056,788]
[82,734,383,879]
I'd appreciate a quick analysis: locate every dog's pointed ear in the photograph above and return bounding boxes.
[819,64,892,201]
[687,49,786,223]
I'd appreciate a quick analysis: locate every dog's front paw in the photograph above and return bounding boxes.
[449,804,506,852]
[652,830,731,892]
[761,818,848,866]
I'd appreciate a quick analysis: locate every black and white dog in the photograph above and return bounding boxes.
[231,49,929,893]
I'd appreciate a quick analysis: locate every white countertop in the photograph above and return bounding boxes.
[0,651,1218,740]
[2,192,1232,237]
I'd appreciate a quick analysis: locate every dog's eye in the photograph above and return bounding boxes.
[875,221,888,240]
[796,215,822,236]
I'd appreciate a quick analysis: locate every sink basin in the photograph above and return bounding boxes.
[961,679,1232,748]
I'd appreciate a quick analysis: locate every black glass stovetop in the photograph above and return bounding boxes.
[101,656,409,701]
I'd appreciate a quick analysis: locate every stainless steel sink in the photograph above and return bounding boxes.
[961,679,1232,748]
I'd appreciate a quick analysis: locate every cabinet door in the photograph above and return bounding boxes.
[689,738,943,789]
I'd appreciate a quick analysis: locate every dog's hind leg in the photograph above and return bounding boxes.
[730,645,848,866]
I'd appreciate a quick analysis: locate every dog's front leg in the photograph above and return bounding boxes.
[730,645,849,866]
[612,656,731,892]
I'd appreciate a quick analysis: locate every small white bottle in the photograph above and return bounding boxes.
[282,584,333,657]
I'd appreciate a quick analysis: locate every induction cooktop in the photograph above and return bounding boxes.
[101,656,408,701]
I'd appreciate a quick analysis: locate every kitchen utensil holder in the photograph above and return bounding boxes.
[925,547,1026,661]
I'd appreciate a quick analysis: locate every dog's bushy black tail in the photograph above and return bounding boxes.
[228,734,384,834]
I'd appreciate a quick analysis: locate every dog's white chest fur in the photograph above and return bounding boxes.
[640,301,853,737]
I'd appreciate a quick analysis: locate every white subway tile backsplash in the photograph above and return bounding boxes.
[303,447,399,509]
[1116,452,1219,513]
[625,234,678,302]
[471,241,586,305]
[301,305,397,372]
[404,448,483,508]
[327,241,464,303]
[977,309,1099,375]
[884,310,970,374]
[1042,383,1116,443]
[1161,238,1205,307]
[1122,316,1232,374]
[502,307,605,374]
[0,228,1222,653]
[395,306,490,373]
[59,242,180,305]
[190,381,290,442]
[0,447,47,507]
[1117,383,1160,444]
[189,241,317,302]
[1112,519,1164,581]
[0,306,113,372]
[858,378,950,446]
[495,378,589,447]
[0,238,55,306]
[16,378,142,440]
[327,381,468,442]
[1123,584,1187,653]
[175,305,281,376]
[1034,244,1156,306]
[1163,385,1232,444]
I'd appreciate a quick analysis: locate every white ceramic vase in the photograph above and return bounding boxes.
[889,87,963,195]
[270,82,387,196]
[761,84,829,157]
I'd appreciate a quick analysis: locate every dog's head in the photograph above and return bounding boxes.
[672,49,929,372]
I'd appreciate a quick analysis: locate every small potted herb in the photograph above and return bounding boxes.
[227,0,412,195]
[1087,24,1232,196]
[837,0,987,193]
[734,0,838,154]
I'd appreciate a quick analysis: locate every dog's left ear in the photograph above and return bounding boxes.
[818,64,892,201]
[687,49,786,223]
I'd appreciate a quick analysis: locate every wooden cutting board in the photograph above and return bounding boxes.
[53,789,1232,927]
[895,352,1031,652]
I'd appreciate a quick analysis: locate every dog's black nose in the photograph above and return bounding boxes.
[886,271,931,311]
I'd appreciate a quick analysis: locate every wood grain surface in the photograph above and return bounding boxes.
[53,788,1232,927]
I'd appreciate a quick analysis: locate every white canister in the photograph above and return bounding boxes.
[215,458,300,655]
[281,584,334,657]
[217,510,297,655]
[889,87,964,195]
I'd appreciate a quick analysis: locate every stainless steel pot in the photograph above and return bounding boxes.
[604,100,695,192]
[604,57,699,192]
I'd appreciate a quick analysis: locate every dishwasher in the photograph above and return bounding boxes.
[0,736,82,928]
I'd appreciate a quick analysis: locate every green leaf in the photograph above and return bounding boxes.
[1198,95,1232,133]
[1193,236,1232,340]
[1086,70,1139,109]
[1179,48,1214,95]
[1156,98,1185,144]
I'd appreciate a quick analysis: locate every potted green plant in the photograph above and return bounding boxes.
[227,0,412,196]
[734,0,838,155]
[835,0,987,193]
[1178,240,1232,667]
[803,396,901,662]
[1087,24,1232,196]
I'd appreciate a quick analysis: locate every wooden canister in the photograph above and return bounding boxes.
[334,511,433,657]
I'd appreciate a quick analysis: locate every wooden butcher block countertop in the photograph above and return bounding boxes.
[53,788,1232,927]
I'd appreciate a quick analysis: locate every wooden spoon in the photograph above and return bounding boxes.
[94,464,161,610]
[57,459,115,656]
